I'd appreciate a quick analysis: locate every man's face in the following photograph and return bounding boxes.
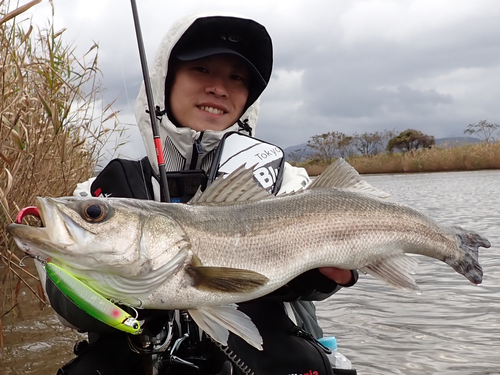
[170,54,250,132]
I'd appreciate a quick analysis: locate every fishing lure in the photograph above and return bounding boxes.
[45,262,141,335]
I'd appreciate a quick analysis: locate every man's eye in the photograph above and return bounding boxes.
[193,66,208,73]
[231,74,245,82]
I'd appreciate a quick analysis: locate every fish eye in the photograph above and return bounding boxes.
[82,202,107,223]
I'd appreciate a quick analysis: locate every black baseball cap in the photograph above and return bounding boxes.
[171,16,273,108]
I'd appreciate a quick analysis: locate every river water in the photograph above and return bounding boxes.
[316,169,500,374]
[1,170,499,374]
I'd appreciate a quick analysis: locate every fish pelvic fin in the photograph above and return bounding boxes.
[446,227,490,285]
[308,158,391,198]
[360,253,421,293]
[186,263,269,293]
[188,305,263,350]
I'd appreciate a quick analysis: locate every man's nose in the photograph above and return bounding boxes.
[205,78,228,97]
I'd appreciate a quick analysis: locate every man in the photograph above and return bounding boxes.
[66,12,357,375]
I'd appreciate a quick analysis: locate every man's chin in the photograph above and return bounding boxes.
[190,119,235,132]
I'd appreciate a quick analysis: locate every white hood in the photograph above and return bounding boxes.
[134,12,262,174]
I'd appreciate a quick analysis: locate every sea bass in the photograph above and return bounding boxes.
[7,159,490,350]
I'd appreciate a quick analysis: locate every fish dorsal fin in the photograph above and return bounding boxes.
[308,158,390,198]
[188,304,263,350]
[359,253,420,293]
[188,187,204,204]
[189,165,271,204]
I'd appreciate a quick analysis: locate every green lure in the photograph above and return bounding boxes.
[45,262,141,335]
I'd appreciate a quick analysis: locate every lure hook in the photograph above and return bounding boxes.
[110,297,143,310]
[19,256,29,267]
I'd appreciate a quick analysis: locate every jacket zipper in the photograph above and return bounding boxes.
[189,131,204,170]
[290,326,331,355]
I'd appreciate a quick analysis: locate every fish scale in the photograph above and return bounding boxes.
[178,191,443,273]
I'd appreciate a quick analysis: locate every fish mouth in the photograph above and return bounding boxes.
[7,197,74,261]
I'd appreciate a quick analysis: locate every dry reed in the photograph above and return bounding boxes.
[300,142,500,176]
[347,142,500,174]
[0,1,122,322]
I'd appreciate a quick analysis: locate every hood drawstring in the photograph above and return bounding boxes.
[155,106,167,117]
[145,106,167,123]
[155,106,167,123]
[238,119,252,137]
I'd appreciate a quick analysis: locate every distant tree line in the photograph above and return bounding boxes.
[385,129,434,153]
[293,120,499,164]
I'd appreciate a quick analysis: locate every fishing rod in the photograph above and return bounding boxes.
[130,0,170,203]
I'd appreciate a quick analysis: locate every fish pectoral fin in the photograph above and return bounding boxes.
[187,266,269,293]
[360,253,421,293]
[188,305,263,350]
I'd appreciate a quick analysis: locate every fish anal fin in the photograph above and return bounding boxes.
[360,253,421,293]
[188,304,263,350]
[186,265,269,293]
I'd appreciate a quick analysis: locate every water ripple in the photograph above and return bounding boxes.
[318,170,500,374]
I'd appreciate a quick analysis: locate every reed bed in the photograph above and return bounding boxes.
[302,142,500,176]
[0,0,121,330]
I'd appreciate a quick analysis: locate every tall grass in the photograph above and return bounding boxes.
[349,142,500,174]
[0,1,121,318]
[301,142,500,176]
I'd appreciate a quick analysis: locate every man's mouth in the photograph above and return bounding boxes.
[198,105,225,115]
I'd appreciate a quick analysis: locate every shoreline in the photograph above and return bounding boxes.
[304,164,500,177]
[296,142,500,176]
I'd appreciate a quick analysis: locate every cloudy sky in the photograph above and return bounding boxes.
[25,0,500,159]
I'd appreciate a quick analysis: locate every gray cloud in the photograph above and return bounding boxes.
[27,0,500,152]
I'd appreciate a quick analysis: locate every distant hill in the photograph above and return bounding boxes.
[283,143,310,162]
[283,137,482,162]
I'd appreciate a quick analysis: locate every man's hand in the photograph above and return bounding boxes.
[318,267,354,286]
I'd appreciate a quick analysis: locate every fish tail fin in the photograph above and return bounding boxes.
[447,227,490,285]
[188,305,263,351]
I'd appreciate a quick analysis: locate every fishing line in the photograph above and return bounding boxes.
[119,59,131,110]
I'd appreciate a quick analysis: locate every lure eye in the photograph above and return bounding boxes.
[82,202,107,223]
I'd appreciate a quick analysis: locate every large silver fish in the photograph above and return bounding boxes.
[7,159,490,350]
